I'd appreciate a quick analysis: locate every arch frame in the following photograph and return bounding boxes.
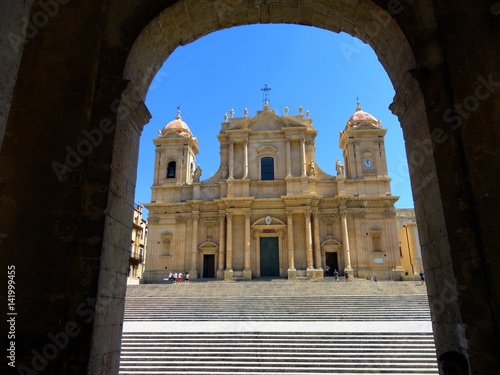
[0,1,497,374]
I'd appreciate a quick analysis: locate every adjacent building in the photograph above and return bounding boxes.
[128,203,148,284]
[144,101,408,282]
[396,208,423,279]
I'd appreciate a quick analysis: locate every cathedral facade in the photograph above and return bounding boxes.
[144,101,405,282]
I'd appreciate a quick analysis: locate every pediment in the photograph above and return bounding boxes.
[252,216,286,227]
[257,145,278,155]
[199,241,219,249]
[161,231,173,242]
[248,111,287,132]
[321,239,342,247]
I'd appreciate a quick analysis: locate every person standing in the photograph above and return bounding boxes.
[344,268,349,282]
[178,272,183,283]
[334,269,339,282]
[419,270,425,285]
[185,272,190,282]
[173,272,178,284]
[324,265,331,277]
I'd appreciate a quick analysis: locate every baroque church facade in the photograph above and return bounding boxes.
[144,101,406,282]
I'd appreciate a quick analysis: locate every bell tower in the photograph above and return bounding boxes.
[339,102,389,181]
[152,109,199,188]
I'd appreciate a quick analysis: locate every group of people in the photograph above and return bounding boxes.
[164,271,189,284]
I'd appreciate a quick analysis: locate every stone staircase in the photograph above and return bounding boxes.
[120,280,438,375]
[122,294,430,321]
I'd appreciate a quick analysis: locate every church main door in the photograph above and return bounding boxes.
[203,254,215,278]
[260,237,279,277]
[326,252,339,276]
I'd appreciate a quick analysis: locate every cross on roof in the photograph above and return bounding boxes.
[261,84,271,104]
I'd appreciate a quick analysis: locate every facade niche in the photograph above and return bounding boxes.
[369,228,383,252]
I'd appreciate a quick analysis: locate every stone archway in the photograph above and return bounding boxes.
[1,1,498,374]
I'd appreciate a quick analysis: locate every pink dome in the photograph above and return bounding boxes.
[161,111,193,137]
[346,102,381,128]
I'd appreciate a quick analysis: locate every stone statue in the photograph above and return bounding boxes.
[193,165,202,182]
[309,161,316,176]
[336,159,345,176]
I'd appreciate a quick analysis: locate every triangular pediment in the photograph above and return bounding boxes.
[248,110,286,132]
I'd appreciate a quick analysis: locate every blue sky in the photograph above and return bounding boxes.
[136,24,413,216]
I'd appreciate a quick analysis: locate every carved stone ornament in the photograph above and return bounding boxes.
[382,208,397,218]
[352,210,366,218]
[148,216,160,224]
[176,215,188,223]
[204,217,217,227]
[265,216,272,225]
[322,214,337,224]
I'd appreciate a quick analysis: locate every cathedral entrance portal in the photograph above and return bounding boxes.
[326,252,339,276]
[203,254,215,278]
[260,237,280,277]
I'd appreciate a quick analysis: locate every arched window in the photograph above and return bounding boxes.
[166,161,176,178]
[261,157,274,180]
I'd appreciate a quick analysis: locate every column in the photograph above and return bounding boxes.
[190,212,199,278]
[217,213,225,278]
[340,206,352,271]
[225,212,233,271]
[313,210,322,269]
[383,208,404,278]
[154,149,161,184]
[305,210,314,269]
[243,139,248,179]
[300,137,307,177]
[286,210,295,270]
[228,140,234,179]
[352,210,366,275]
[410,223,423,273]
[243,212,252,280]
[244,212,251,269]
[177,148,184,184]
[285,138,292,177]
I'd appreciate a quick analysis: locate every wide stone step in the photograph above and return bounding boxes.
[119,332,438,374]
[120,284,437,375]
[123,296,431,321]
[119,364,437,374]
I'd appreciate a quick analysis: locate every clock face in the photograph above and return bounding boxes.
[364,159,373,168]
